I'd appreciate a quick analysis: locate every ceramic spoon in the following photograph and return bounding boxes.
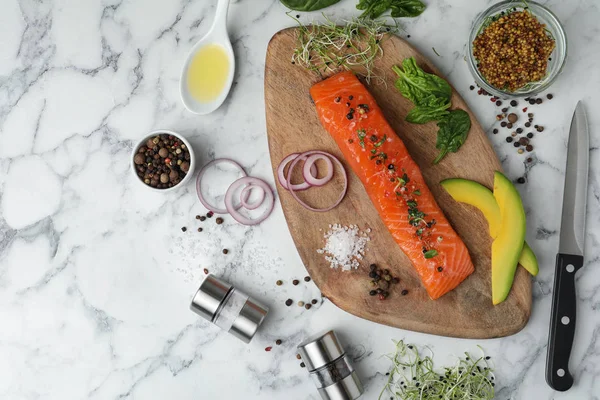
[180,0,235,115]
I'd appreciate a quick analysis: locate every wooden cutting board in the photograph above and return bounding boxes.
[264,28,531,339]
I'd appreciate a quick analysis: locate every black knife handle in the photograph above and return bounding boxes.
[546,253,583,391]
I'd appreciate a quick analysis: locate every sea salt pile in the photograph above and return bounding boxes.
[317,224,371,271]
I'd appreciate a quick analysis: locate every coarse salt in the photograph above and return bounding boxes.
[317,224,370,271]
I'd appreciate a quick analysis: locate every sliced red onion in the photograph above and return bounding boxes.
[196,158,249,214]
[240,185,265,210]
[303,154,333,187]
[277,153,318,191]
[286,151,347,212]
[225,177,274,225]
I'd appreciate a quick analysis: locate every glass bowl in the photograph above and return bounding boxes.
[467,0,567,99]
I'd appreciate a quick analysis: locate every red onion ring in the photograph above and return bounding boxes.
[196,158,250,214]
[303,154,334,187]
[240,185,265,210]
[286,151,347,212]
[225,177,274,225]
[277,153,318,191]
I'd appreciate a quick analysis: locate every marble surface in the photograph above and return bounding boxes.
[0,0,599,399]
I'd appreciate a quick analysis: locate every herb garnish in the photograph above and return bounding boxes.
[290,15,399,84]
[379,340,495,400]
[392,57,471,163]
[374,134,387,147]
[357,129,367,148]
[424,249,438,259]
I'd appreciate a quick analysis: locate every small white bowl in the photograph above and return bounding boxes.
[131,130,196,192]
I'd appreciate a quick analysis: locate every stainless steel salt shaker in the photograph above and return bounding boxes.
[297,330,363,400]
[190,274,268,343]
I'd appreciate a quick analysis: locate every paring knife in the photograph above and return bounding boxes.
[546,101,589,392]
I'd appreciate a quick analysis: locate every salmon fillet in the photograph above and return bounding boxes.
[310,71,474,299]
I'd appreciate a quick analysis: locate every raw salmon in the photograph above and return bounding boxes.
[310,71,474,300]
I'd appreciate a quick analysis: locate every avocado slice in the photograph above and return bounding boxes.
[440,178,538,276]
[492,171,526,304]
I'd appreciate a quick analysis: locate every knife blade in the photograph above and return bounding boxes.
[546,101,589,392]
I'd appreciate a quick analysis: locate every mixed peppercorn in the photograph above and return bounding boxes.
[473,9,555,91]
[134,134,191,189]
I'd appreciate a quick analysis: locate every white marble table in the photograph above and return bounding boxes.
[1,0,599,399]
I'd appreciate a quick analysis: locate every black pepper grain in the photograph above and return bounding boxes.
[304,276,311,282]
[506,137,513,143]
[517,177,526,184]
[181,227,187,232]
[527,132,534,138]
[547,94,553,100]
[401,289,409,296]
[293,279,299,286]
[222,249,229,254]
[215,217,224,225]
[525,122,531,127]
[493,128,498,134]
[536,98,543,104]
[510,100,518,107]
[276,339,282,345]
[197,227,203,232]
[286,299,293,306]
[304,303,312,310]
[526,145,534,152]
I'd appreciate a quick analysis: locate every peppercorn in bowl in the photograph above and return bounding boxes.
[468,0,566,98]
[131,130,196,191]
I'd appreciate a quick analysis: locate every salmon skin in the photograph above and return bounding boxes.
[310,71,474,300]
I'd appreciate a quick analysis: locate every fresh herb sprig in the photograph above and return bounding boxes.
[290,14,399,84]
[379,340,495,400]
[280,0,341,12]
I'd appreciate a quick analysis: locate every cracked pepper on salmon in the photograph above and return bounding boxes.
[310,71,474,299]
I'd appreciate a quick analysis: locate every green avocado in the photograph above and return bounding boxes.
[491,171,526,305]
[440,178,538,276]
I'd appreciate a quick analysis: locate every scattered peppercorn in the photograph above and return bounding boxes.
[529,99,536,105]
[207,211,214,218]
[296,354,302,360]
[470,85,475,90]
[519,137,529,146]
[517,177,526,184]
[200,216,206,221]
[517,148,524,154]
[516,128,523,134]
[300,362,306,368]
[525,122,531,127]
[513,142,520,148]
[203,268,209,274]
[334,97,341,103]
[215,217,224,224]
[493,128,498,134]
[507,113,518,123]
[496,100,502,106]
[304,303,312,310]
[547,94,553,100]
[526,145,534,152]
[506,137,513,143]
[286,299,293,306]
[437,266,443,272]
[510,100,518,107]
[527,132,534,138]
[265,346,272,352]
[197,227,203,232]
[276,339,282,345]
[181,227,187,232]
[401,289,409,296]
[500,121,507,127]
[527,157,533,163]
[506,123,513,129]
[298,301,305,307]
[293,279,299,286]
[536,98,543,104]
[392,277,400,284]
[222,249,229,254]
[501,107,508,113]
[195,215,201,220]
[304,276,311,282]
[537,126,544,132]
[276,280,283,286]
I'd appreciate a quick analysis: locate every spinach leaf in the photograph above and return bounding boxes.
[406,103,450,124]
[405,94,450,124]
[392,57,452,107]
[433,110,471,164]
[281,0,341,12]
[390,0,426,17]
[357,0,426,19]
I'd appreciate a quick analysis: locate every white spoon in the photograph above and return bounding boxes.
[180,0,235,115]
